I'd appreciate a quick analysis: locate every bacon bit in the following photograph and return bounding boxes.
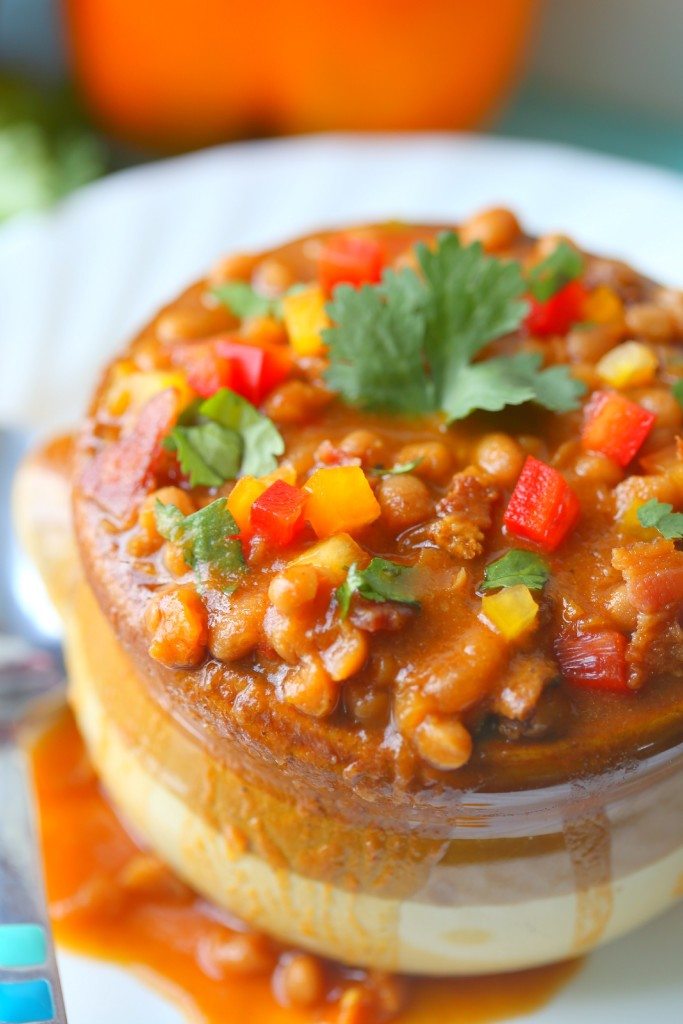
[612,540,683,614]
[312,439,361,467]
[431,467,499,559]
[555,629,630,693]
[80,389,178,523]
[349,596,416,632]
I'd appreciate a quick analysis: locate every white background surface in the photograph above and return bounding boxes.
[1,133,682,1021]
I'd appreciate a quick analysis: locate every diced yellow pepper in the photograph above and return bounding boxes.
[596,341,658,389]
[583,285,623,325]
[227,476,265,533]
[105,369,194,416]
[282,285,330,356]
[618,499,658,540]
[289,533,367,585]
[227,464,297,533]
[481,585,538,642]
[304,466,380,538]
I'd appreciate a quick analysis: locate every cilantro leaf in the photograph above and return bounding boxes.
[211,281,280,319]
[336,558,420,618]
[155,498,245,591]
[164,422,242,487]
[324,270,433,413]
[636,498,683,540]
[673,380,683,408]
[481,549,550,592]
[417,233,529,386]
[323,232,584,422]
[164,389,284,486]
[443,352,584,421]
[527,241,584,302]
[201,389,284,477]
[370,458,423,477]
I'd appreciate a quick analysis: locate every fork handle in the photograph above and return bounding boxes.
[0,729,68,1022]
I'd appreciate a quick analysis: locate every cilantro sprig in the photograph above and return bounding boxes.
[481,550,550,592]
[527,241,583,302]
[636,499,683,540]
[163,388,284,487]
[323,233,585,422]
[336,558,420,618]
[155,498,246,592]
[211,281,281,320]
[673,380,683,408]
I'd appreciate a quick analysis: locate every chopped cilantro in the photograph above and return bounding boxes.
[155,498,245,591]
[527,241,584,302]
[211,281,280,320]
[673,380,683,408]
[636,498,683,540]
[336,558,420,618]
[481,549,550,592]
[165,421,242,487]
[201,388,285,477]
[164,388,284,486]
[323,232,585,422]
[370,458,423,477]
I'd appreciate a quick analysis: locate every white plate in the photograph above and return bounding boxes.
[1,133,681,1021]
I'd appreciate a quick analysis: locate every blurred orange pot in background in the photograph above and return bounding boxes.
[63,0,538,152]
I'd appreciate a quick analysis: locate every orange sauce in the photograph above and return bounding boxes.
[31,710,582,1024]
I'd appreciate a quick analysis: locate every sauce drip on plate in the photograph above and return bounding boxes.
[30,710,581,1024]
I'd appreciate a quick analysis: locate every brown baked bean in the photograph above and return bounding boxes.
[339,429,387,467]
[208,252,258,286]
[321,622,369,682]
[202,932,276,977]
[252,258,294,297]
[459,207,520,252]
[156,304,233,344]
[414,715,473,770]
[207,587,267,662]
[625,303,675,342]
[145,584,208,668]
[276,953,326,1008]
[631,387,683,431]
[264,380,333,426]
[473,433,524,486]
[268,564,319,614]
[654,286,683,334]
[282,655,339,717]
[377,474,433,532]
[396,441,452,482]
[344,681,390,723]
[566,323,622,363]
[573,452,624,487]
[162,541,191,577]
[129,486,194,557]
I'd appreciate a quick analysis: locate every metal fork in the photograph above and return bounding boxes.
[0,428,68,1023]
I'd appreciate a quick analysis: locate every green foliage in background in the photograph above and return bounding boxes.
[0,76,105,221]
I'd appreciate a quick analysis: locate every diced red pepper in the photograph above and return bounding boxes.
[317,234,385,294]
[80,389,178,522]
[504,455,580,552]
[215,338,292,405]
[250,479,307,546]
[556,630,630,693]
[581,390,656,467]
[171,340,233,398]
[525,280,588,337]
